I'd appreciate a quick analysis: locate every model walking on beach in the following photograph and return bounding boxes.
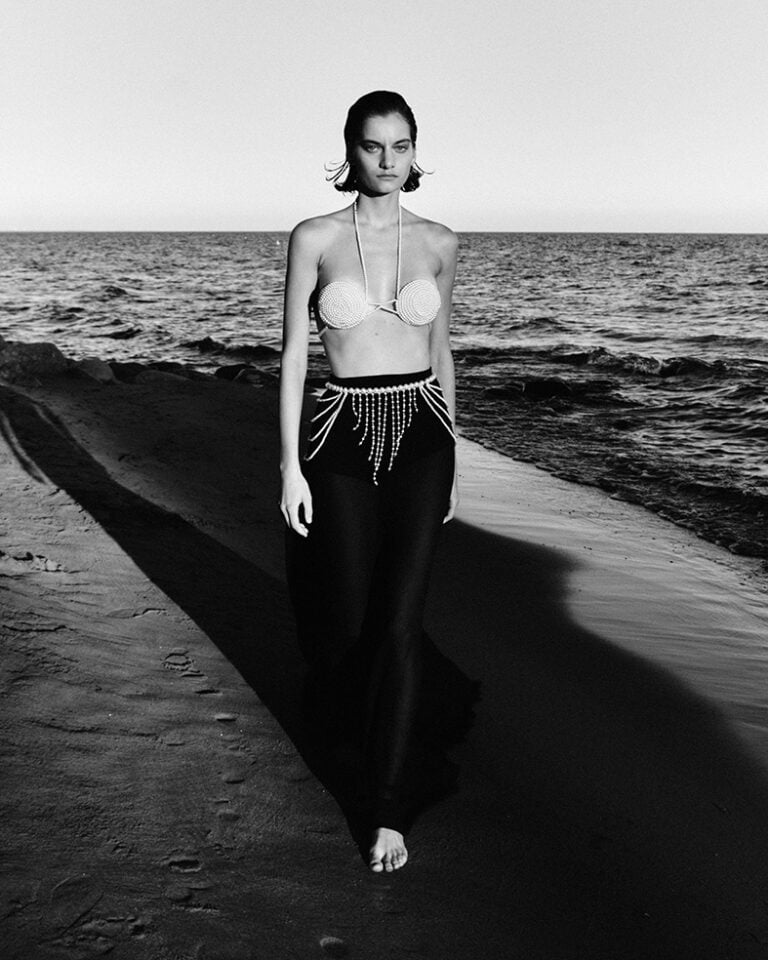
[279,91,462,873]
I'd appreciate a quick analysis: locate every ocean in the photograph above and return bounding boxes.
[1,231,766,564]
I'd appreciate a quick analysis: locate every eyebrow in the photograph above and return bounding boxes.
[359,138,412,146]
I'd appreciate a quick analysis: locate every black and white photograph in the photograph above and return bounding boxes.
[2,1,767,957]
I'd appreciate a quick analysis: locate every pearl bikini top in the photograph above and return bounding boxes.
[316,201,441,336]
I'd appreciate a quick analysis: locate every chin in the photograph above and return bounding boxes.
[362,179,403,196]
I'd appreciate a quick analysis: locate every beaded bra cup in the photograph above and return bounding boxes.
[316,202,441,335]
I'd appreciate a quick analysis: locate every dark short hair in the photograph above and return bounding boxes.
[330,90,424,193]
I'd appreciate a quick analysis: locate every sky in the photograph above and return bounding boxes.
[1,0,766,232]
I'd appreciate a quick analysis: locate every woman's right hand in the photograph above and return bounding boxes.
[280,466,313,537]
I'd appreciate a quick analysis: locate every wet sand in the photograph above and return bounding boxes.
[2,372,768,959]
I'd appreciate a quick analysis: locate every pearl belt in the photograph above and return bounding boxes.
[304,373,455,484]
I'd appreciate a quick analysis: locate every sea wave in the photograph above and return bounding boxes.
[98,284,130,300]
[183,336,280,362]
[483,376,625,405]
[454,343,745,379]
[101,326,141,340]
[549,346,732,378]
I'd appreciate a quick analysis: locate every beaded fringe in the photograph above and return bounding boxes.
[304,373,455,485]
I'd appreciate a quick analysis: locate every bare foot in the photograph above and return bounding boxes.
[368,827,408,873]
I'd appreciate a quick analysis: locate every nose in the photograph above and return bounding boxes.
[380,149,395,169]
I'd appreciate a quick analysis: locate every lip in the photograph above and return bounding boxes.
[377,174,398,179]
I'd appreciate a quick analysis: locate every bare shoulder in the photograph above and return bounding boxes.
[405,209,458,256]
[290,206,352,250]
[404,211,458,277]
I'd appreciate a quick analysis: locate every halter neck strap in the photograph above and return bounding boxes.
[353,200,401,309]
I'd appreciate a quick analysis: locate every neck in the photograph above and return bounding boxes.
[354,191,400,227]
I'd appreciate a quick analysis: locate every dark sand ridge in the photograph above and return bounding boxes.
[2,374,768,959]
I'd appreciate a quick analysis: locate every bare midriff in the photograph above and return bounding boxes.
[319,312,432,379]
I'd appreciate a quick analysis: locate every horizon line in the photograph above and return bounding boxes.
[2,228,767,237]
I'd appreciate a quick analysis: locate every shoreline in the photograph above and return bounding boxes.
[3,366,768,956]
[2,334,765,578]
[452,355,768,572]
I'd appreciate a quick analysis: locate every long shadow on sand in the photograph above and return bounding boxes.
[5,382,768,959]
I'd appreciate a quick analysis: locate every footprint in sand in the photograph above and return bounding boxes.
[78,915,148,944]
[320,936,350,958]
[186,880,214,893]
[163,883,220,914]
[50,930,115,956]
[162,853,204,908]
[162,650,194,672]
[48,874,103,933]
[221,767,247,783]
[158,731,187,747]
[214,712,238,722]
[162,857,219,913]
[208,807,241,848]
[163,852,202,873]
[216,809,240,823]
[163,650,219,691]
[0,549,64,573]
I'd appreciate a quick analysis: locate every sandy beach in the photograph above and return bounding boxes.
[3,364,768,960]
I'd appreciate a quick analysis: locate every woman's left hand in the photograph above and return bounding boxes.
[443,476,459,523]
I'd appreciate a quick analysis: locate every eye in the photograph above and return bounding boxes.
[394,144,410,153]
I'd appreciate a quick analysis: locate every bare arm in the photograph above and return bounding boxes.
[279,220,322,536]
[429,226,460,521]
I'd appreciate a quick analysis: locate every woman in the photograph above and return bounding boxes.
[279,91,467,874]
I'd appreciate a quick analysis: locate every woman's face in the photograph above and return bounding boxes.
[351,112,415,195]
